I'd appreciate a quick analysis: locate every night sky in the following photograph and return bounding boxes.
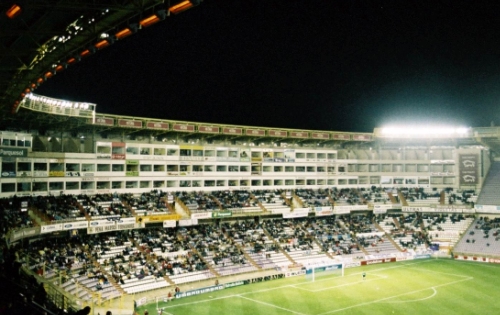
[37,0,500,132]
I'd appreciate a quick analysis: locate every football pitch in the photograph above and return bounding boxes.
[136,259,500,315]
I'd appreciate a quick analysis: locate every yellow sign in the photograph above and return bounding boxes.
[137,214,181,223]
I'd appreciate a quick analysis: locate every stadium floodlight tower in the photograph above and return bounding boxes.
[375,125,471,138]
[18,93,96,120]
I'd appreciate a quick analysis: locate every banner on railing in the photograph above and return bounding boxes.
[163,220,176,228]
[191,212,212,219]
[137,214,181,223]
[62,221,89,230]
[40,224,63,234]
[315,206,333,216]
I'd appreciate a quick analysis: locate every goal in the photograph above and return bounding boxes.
[305,262,344,282]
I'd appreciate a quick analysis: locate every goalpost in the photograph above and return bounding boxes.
[305,262,344,282]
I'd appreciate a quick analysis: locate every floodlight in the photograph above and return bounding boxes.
[379,126,470,138]
[6,4,21,19]
[95,39,109,50]
[170,0,201,14]
[140,6,167,28]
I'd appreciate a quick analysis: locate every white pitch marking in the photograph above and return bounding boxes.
[237,295,309,315]
[316,276,473,315]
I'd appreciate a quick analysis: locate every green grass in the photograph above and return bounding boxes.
[136,259,500,315]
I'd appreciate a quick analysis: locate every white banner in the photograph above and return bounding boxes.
[315,210,334,216]
[283,211,308,219]
[191,212,212,219]
[334,205,369,214]
[62,221,89,230]
[270,208,291,214]
[373,208,387,214]
[475,205,500,213]
[117,217,136,224]
[373,204,396,210]
[432,207,466,213]
[117,222,141,231]
[163,220,176,228]
[315,206,332,211]
[41,224,63,234]
[179,219,193,226]
[402,206,430,212]
[88,219,116,227]
[333,208,350,214]
[293,208,310,214]
[87,223,117,234]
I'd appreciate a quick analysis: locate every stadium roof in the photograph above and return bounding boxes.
[0,0,201,122]
[3,1,500,153]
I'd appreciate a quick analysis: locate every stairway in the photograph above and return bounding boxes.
[75,201,92,220]
[262,228,297,265]
[392,217,402,230]
[353,189,367,205]
[385,234,404,252]
[373,220,385,233]
[292,194,305,208]
[210,195,224,210]
[28,207,48,225]
[249,193,267,212]
[82,246,126,297]
[164,199,176,214]
[121,200,136,216]
[234,242,262,270]
[281,192,292,207]
[387,191,399,204]
[187,243,221,278]
[477,162,500,205]
[128,237,176,285]
[440,191,446,205]
[174,197,191,217]
[398,191,409,206]
[354,238,370,255]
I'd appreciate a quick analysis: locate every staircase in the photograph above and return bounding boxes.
[292,194,305,208]
[327,194,336,206]
[234,242,262,270]
[262,228,297,265]
[249,193,267,212]
[75,201,92,220]
[187,243,221,278]
[129,237,175,285]
[355,238,370,255]
[373,220,385,233]
[387,191,399,204]
[121,200,136,216]
[392,217,402,230]
[29,207,49,225]
[309,232,335,259]
[440,191,446,205]
[476,162,500,205]
[174,197,191,217]
[210,195,224,210]
[281,192,292,207]
[398,191,409,206]
[82,246,126,296]
[353,189,367,205]
[164,199,176,214]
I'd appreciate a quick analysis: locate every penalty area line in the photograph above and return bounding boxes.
[161,294,237,309]
[236,295,309,315]
[316,276,473,315]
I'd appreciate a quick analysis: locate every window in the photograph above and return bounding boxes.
[97,164,110,172]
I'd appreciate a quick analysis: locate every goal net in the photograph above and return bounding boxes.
[305,262,344,282]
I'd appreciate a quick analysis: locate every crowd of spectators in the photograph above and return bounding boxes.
[0,187,488,315]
